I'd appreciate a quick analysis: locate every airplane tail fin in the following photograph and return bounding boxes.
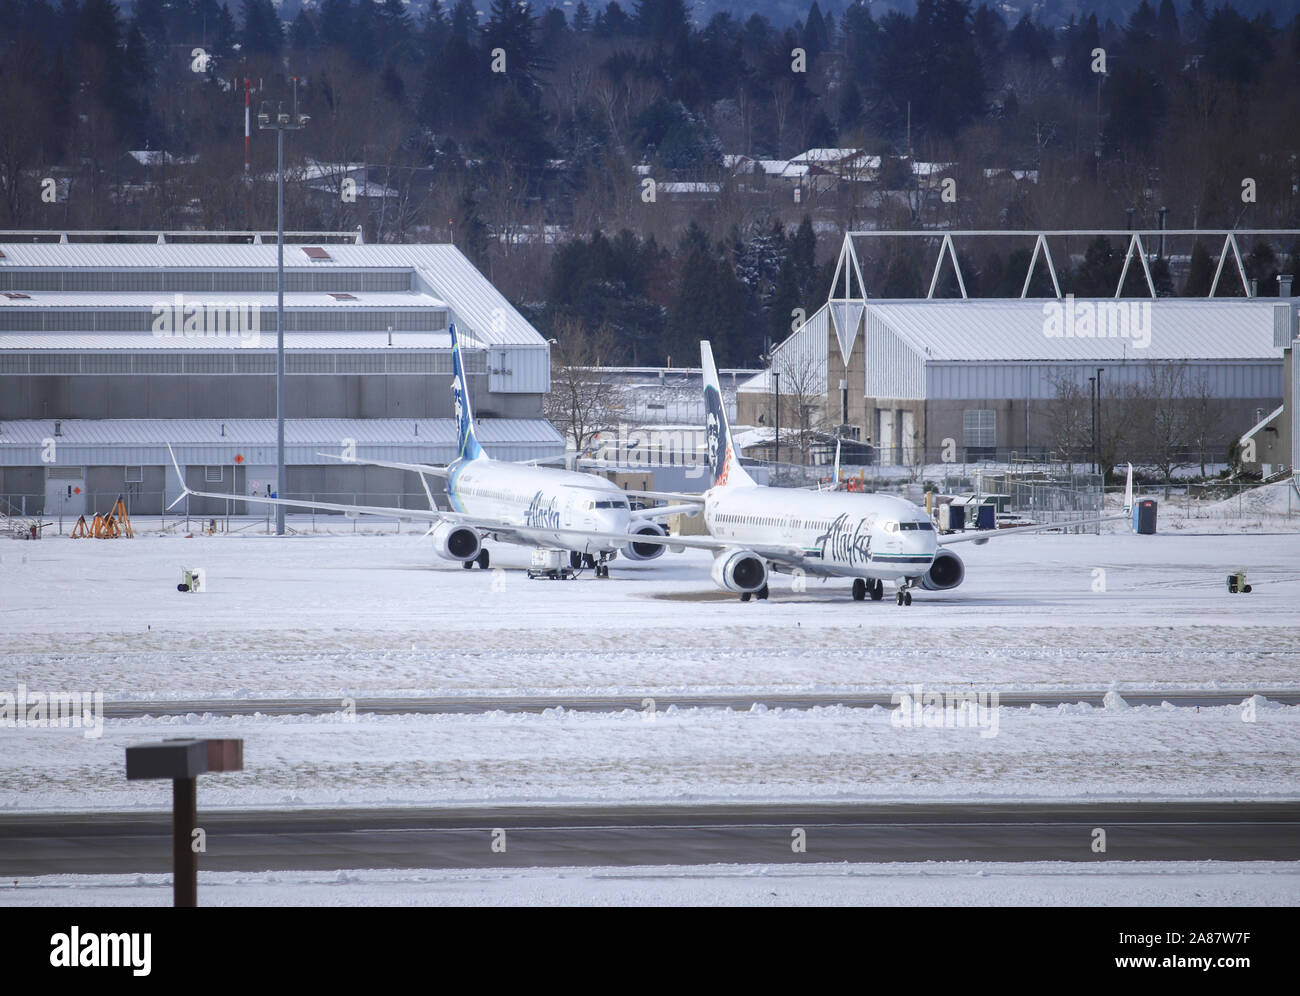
[449,322,486,462]
[700,340,755,489]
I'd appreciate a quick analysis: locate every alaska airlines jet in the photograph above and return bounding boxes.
[566,340,1134,603]
[168,323,690,576]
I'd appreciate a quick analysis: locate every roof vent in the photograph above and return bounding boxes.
[302,246,332,261]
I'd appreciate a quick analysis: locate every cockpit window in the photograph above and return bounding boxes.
[593,499,628,509]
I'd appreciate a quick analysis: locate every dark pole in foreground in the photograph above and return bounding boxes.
[173,777,197,907]
[126,738,244,908]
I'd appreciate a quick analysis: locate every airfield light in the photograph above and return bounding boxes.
[258,82,308,535]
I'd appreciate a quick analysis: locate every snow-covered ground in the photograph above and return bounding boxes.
[5,861,1297,907]
[1,525,1298,810]
[5,698,1297,810]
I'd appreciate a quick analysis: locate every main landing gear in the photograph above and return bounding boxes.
[739,583,770,602]
[567,551,609,577]
[852,578,885,602]
[462,549,490,570]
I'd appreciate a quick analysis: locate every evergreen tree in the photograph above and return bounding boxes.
[319,0,354,51]
[289,9,318,52]
[483,0,545,101]
[239,0,284,58]
[572,2,591,34]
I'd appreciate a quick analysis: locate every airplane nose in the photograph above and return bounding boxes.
[604,510,629,532]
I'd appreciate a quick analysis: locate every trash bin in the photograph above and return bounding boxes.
[1132,499,1158,535]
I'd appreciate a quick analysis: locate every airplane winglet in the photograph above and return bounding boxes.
[165,443,191,511]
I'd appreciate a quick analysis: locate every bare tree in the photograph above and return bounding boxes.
[773,346,827,465]
[544,318,620,460]
[1045,369,1094,469]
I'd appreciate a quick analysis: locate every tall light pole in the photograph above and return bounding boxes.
[773,369,780,467]
[1096,367,1105,481]
[258,80,309,535]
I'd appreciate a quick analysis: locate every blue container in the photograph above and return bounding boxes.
[1132,499,1157,534]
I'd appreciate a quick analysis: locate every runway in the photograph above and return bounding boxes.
[98,689,1300,718]
[3,802,1297,875]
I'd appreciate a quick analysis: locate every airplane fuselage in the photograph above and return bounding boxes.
[705,486,938,580]
[447,458,632,552]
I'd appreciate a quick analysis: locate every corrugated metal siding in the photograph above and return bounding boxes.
[0,418,563,467]
[0,243,542,347]
[926,359,1283,400]
[864,308,925,399]
[738,305,827,394]
[870,299,1282,361]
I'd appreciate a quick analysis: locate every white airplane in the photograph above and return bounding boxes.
[167,323,695,577]
[561,340,1136,603]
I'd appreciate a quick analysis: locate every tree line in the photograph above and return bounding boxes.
[1,0,1298,366]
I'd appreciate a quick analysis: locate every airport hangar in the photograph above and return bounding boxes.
[0,234,564,519]
[738,230,1294,473]
[738,297,1292,466]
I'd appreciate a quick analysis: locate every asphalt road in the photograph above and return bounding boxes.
[98,689,1300,718]
[3,802,1297,875]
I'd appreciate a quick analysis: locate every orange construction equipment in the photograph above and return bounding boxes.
[72,495,135,539]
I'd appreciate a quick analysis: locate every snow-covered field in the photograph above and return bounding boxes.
[3,517,1298,904]
[6,699,1298,810]
[2,524,1298,809]
[5,861,1297,907]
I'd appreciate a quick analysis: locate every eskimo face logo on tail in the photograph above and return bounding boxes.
[704,386,728,486]
[452,375,465,429]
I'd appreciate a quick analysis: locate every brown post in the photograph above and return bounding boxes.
[126,738,242,909]
[173,777,198,908]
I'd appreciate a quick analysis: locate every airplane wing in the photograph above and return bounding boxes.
[937,463,1136,545]
[632,503,703,521]
[166,444,717,552]
[936,512,1130,546]
[318,453,451,477]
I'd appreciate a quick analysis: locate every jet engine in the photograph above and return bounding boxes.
[621,522,668,561]
[919,548,965,590]
[710,549,768,593]
[430,521,482,563]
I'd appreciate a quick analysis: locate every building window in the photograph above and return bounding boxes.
[125,466,144,483]
[963,409,996,449]
[204,466,224,483]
